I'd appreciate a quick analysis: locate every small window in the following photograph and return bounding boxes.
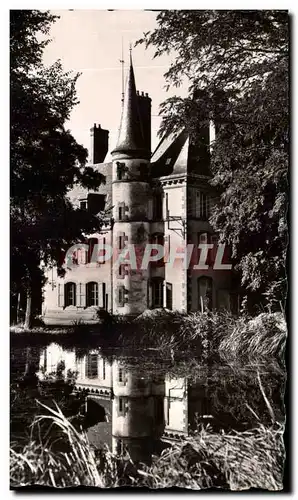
[152,279,163,308]
[200,192,210,219]
[118,234,125,250]
[118,286,125,307]
[118,264,126,278]
[165,158,171,165]
[65,282,76,307]
[117,167,123,181]
[119,398,123,412]
[116,161,126,180]
[118,206,125,221]
[80,200,87,210]
[118,368,124,383]
[166,283,173,310]
[86,282,98,307]
[118,397,126,415]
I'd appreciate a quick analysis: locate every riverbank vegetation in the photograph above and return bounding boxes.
[11,310,287,365]
[10,403,284,490]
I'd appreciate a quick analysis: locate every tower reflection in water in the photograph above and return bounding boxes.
[39,344,208,464]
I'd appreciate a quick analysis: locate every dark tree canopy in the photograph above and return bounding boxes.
[10,10,105,325]
[138,10,289,311]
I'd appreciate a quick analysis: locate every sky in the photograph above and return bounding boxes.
[43,10,187,160]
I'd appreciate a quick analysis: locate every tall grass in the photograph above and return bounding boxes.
[10,403,284,490]
[113,310,287,364]
[11,310,287,365]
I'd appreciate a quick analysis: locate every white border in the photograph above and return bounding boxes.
[2,3,296,498]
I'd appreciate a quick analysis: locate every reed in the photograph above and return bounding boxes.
[10,403,285,490]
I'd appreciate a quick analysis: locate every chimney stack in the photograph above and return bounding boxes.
[90,124,109,164]
[136,91,152,155]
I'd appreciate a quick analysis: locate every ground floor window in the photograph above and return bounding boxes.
[151,279,163,308]
[166,282,173,310]
[65,282,76,307]
[86,282,98,307]
[198,277,213,311]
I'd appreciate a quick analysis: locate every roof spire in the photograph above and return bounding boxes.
[112,49,148,158]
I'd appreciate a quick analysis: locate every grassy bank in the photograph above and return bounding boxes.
[11,310,287,364]
[10,404,284,490]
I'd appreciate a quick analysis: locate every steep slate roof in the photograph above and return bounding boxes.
[151,128,211,179]
[111,54,148,159]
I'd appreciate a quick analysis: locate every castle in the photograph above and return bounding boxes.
[42,54,237,325]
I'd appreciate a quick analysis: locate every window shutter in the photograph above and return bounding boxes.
[76,283,83,307]
[147,281,153,308]
[79,283,86,307]
[58,283,64,308]
[98,282,105,308]
[164,235,170,262]
[102,237,106,263]
[195,191,201,217]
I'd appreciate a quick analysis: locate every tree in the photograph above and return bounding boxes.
[138,10,289,311]
[10,11,105,327]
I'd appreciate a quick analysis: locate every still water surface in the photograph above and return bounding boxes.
[10,340,284,464]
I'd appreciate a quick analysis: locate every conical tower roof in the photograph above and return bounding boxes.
[112,54,148,159]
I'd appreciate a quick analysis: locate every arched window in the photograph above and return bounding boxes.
[86,282,98,307]
[65,282,76,307]
[198,277,213,312]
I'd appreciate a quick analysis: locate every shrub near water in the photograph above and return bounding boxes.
[119,310,286,363]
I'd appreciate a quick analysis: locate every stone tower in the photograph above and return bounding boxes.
[111,54,151,316]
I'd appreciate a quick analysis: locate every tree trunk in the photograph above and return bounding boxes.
[24,288,32,330]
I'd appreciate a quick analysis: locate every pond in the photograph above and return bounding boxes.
[10,337,285,467]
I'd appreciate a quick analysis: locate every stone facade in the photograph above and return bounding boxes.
[42,54,236,325]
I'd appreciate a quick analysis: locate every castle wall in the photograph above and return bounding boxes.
[162,178,188,312]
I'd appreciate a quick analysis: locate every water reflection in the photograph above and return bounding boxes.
[38,343,209,463]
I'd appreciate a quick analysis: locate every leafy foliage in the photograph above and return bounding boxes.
[10,11,105,322]
[137,10,289,310]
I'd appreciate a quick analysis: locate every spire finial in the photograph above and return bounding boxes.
[111,47,148,159]
[119,37,125,105]
[129,42,132,63]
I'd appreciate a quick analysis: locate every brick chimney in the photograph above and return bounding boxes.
[90,124,109,164]
[136,91,152,155]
